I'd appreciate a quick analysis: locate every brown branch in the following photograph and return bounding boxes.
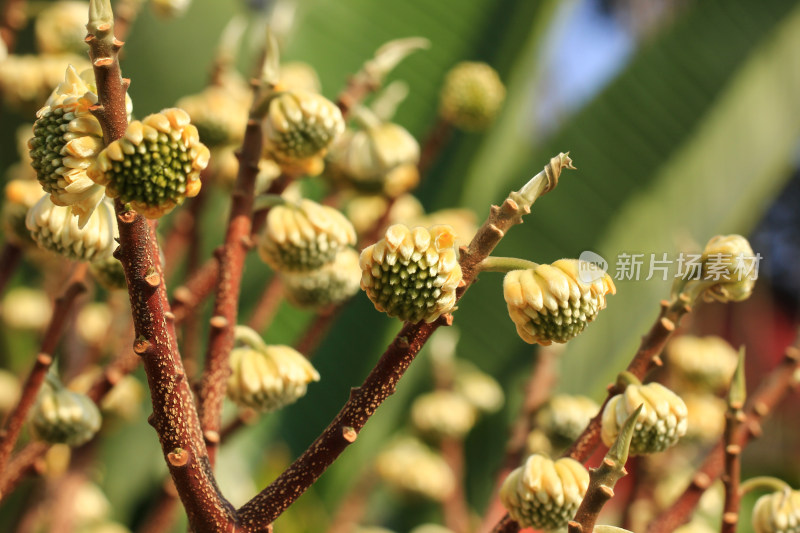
[647,339,800,533]
[135,480,181,533]
[0,441,48,499]
[0,263,88,479]
[236,153,575,530]
[0,242,23,298]
[326,472,378,533]
[112,0,142,42]
[418,117,453,179]
[491,515,520,533]
[442,436,472,533]
[86,5,236,531]
[170,257,219,324]
[196,78,265,467]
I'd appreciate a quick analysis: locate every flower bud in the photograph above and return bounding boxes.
[453,363,504,414]
[26,195,118,262]
[0,370,21,420]
[753,489,800,533]
[439,62,505,131]
[35,1,89,55]
[176,84,249,148]
[503,259,615,345]
[0,54,91,111]
[410,390,477,439]
[28,66,110,223]
[666,335,738,392]
[682,392,726,443]
[89,108,210,219]
[699,234,757,303]
[279,62,322,93]
[150,0,191,18]
[537,394,600,443]
[344,193,424,236]
[326,120,420,197]
[409,208,478,248]
[90,256,128,290]
[410,526,454,533]
[360,224,462,323]
[1,287,52,330]
[31,381,102,446]
[281,248,361,309]
[3,179,43,246]
[262,90,345,175]
[258,199,356,273]
[500,454,589,530]
[374,437,455,501]
[227,327,320,412]
[601,382,688,455]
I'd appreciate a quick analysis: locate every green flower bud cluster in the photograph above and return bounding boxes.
[360,224,462,323]
[89,108,210,219]
[601,381,688,455]
[503,259,616,345]
[31,380,102,446]
[374,437,455,501]
[227,326,320,412]
[281,247,362,309]
[438,62,505,131]
[500,453,589,530]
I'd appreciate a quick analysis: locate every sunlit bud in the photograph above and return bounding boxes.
[31,380,102,446]
[601,382,688,455]
[360,224,462,323]
[344,193,424,236]
[525,428,553,456]
[500,454,589,530]
[35,1,89,55]
[3,180,44,246]
[666,335,738,392]
[226,326,320,412]
[76,303,113,346]
[150,0,191,18]
[699,234,757,303]
[262,90,345,176]
[0,54,91,111]
[410,390,477,439]
[1,287,52,330]
[753,489,800,533]
[409,208,478,248]
[374,437,455,501]
[258,199,356,273]
[439,62,505,131]
[28,66,113,223]
[537,394,600,443]
[26,195,118,262]
[0,370,21,419]
[176,85,249,148]
[326,112,420,197]
[89,108,210,218]
[279,62,322,93]
[453,362,504,414]
[682,392,726,443]
[281,248,361,309]
[503,259,615,345]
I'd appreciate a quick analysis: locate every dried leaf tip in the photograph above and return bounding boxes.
[87,0,114,34]
[516,152,576,205]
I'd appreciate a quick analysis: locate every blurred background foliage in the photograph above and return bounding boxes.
[2,0,800,531]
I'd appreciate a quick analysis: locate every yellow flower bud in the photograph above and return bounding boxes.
[31,381,102,446]
[89,108,209,218]
[682,392,726,443]
[28,66,113,224]
[35,1,89,55]
[258,199,356,273]
[500,454,589,530]
[666,335,739,392]
[344,193,424,236]
[262,90,345,176]
[227,327,320,412]
[601,382,688,455]
[503,259,615,345]
[1,287,52,330]
[3,179,44,246]
[537,394,600,443]
[279,62,322,93]
[26,195,118,262]
[150,0,191,18]
[176,84,249,148]
[374,437,455,501]
[0,54,91,111]
[753,489,800,533]
[453,363,504,414]
[439,62,505,131]
[698,234,757,303]
[410,390,477,439]
[281,247,362,309]
[326,120,420,197]
[360,224,462,323]
[0,370,21,420]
